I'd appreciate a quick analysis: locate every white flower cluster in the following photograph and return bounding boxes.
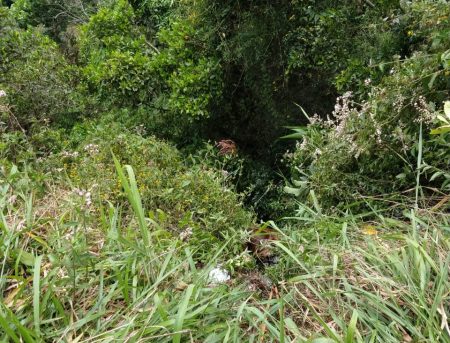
[61,150,79,158]
[413,95,435,124]
[0,90,6,98]
[74,189,92,209]
[298,138,308,151]
[305,112,334,128]
[393,94,406,114]
[332,91,354,137]
[84,143,100,155]
[179,227,193,241]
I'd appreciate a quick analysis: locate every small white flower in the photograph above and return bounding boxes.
[84,143,100,155]
[73,188,93,209]
[299,138,308,150]
[314,148,322,156]
[0,90,6,97]
[7,195,17,205]
[376,127,383,144]
[62,150,79,158]
[179,227,193,241]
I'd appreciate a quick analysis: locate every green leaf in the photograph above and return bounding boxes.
[14,249,35,267]
[428,72,438,90]
[430,125,450,135]
[33,255,43,337]
[0,313,21,343]
[173,284,195,343]
[345,310,359,343]
[113,153,151,246]
[283,186,301,196]
[284,317,300,337]
[444,101,450,118]
[0,307,36,343]
[292,179,308,187]
[281,126,307,140]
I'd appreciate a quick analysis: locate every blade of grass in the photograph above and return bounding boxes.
[0,306,36,343]
[345,310,358,343]
[0,311,21,343]
[173,284,194,343]
[33,255,43,337]
[415,122,423,209]
[113,154,150,247]
[295,290,341,342]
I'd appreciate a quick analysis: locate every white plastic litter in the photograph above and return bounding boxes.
[208,267,230,284]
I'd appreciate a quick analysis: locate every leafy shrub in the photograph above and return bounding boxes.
[0,7,79,129]
[285,1,450,210]
[9,0,95,39]
[43,122,254,259]
[78,0,157,105]
[189,141,293,219]
[77,1,222,143]
[129,0,175,33]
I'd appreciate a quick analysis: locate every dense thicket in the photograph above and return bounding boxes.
[1,1,449,340]
[3,0,448,212]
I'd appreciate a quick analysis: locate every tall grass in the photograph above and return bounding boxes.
[1,163,449,342]
[271,202,450,342]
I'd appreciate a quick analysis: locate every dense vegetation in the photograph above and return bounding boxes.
[1,0,449,341]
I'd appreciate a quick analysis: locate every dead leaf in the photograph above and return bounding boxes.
[438,303,450,337]
[175,281,189,291]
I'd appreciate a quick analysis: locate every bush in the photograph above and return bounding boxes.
[9,0,96,39]
[77,0,156,105]
[188,142,293,219]
[285,1,450,210]
[77,1,222,143]
[0,7,80,129]
[43,122,254,260]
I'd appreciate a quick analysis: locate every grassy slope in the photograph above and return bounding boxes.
[1,140,449,342]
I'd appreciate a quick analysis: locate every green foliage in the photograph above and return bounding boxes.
[9,0,95,38]
[267,209,450,342]
[40,122,254,260]
[129,0,175,32]
[176,0,408,157]
[0,162,259,342]
[431,101,450,135]
[77,2,222,142]
[0,130,31,163]
[285,1,450,210]
[152,19,223,120]
[1,1,450,339]
[78,0,156,104]
[0,7,79,129]
[190,0,295,154]
[188,142,293,220]
[1,158,449,341]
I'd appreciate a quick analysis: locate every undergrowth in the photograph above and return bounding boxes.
[1,0,449,341]
[1,151,449,342]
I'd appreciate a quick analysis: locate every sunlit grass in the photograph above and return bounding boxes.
[1,162,449,342]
